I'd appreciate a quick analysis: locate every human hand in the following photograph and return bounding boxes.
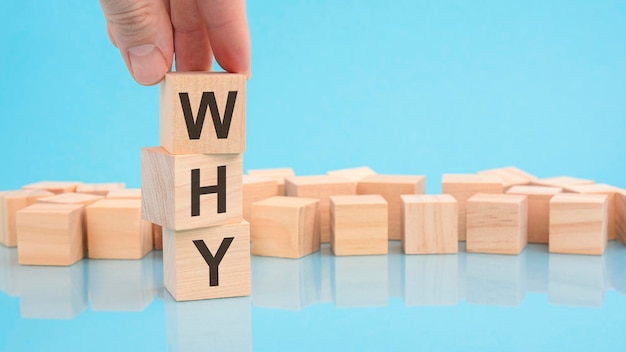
[99,0,250,85]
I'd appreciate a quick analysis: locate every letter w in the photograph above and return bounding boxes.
[179,91,238,140]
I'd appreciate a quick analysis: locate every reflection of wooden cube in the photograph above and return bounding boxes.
[466,194,527,255]
[285,175,355,243]
[530,176,594,192]
[87,199,153,259]
[506,186,562,244]
[1,190,54,247]
[327,167,375,182]
[330,195,388,256]
[76,183,125,196]
[617,190,626,245]
[357,175,426,240]
[242,176,278,222]
[251,196,319,258]
[16,203,84,266]
[247,168,294,196]
[401,194,458,254]
[22,181,82,194]
[442,174,502,241]
[567,184,622,240]
[477,166,537,191]
[549,193,608,255]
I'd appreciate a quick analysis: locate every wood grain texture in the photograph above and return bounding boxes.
[22,181,82,194]
[506,185,562,244]
[330,195,388,256]
[106,189,142,199]
[327,167,376,182]
[617,190,626,245]
[530,176,595,192]
[247,168,295,196]
[250,196,319,258]
[86,199,153,259]
[76,183,125,196]
[357,175,426,240]
[466,193,528,255]
[549,193,608,255]
[242,176,278,222]
[441,174,503,241]
[160,72,245,155]
[16,203,84,266]
[285,175,356,243]
[477,166,537,191]
[567,184,622,240]
[154,224,163,250]
[141,147,243,230]
[0,190,54,247]
[163,221,250,301]
[401,194,458,254]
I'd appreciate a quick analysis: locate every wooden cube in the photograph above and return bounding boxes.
[549,193,608,255]
[567,184,622,241]
[477,166,537,191]
[442,174,503,241]
[106,189,141,199]
[617,190,626,245]
[242,176,278,222]
[163,221,250,301]
[506,185,562,244]
[401,194,458,254]
[141,147,243,230]
[16,203,84,266]
[76,183,125,196]
[86,199,153,259]
[327,167,376,182]
[154,224,163,250]
[250,196,319,259]
[247,168,294,196]
[330,195,388,256]
[160,72,246,155]
[357,175,426,240]
[285,175,355,242]
[530,176,595,192]
[1,190,54,247]
[22,181,82,194]
[466,193,528,255]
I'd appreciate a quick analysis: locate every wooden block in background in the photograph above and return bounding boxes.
[247,168,294,196]
[401,194,458,254]
[242,176,278,222]
[250,196,319,259]
[330,195,388,256]
[506,186,562,244]
[106,189,141,199]
[0,190,54,247]
[549,193,608,255]
[163,220,250,301]
[477,166,537,191]
[466,193,528,255]
[442,174,503,241]
[22,181,82,194]
[76,183,125,196]
[530,176,595,192]
[141,147,243,230]
[154,224,163,250]
[327,167,376,182]
[567,184,622,241]
[617,190,626,245]
[87,199,153,259]
[357,175,426,240]
[160,72,246,155]
[285,175,355,243]
[16,203,84,266]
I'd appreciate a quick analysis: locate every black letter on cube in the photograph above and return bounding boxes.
[179,91,238,140]
[191,166,226,217]
[193,237,234,287]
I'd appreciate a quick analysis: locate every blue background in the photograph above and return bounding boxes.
[1,1,625,351]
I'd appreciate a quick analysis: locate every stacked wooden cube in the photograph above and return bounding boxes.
[141,72,250,302]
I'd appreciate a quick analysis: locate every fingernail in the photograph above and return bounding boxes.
[128,44,168,85]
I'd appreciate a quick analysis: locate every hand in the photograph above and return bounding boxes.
[99,0,250,85]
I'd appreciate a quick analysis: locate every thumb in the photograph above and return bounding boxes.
[100,0,173,85]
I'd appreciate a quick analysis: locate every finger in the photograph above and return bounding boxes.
[99,0,174,85]
[171,0,213,71]
[197,0,250,77]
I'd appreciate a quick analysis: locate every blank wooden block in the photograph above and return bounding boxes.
[401,194,458,254]
[250,196,319,258]
[76,183,125,196]
[16,203,84,266]
[154,224,163,250]
[163,220,250,301]
[466,193,528,255]
[0,190,54,247]
[87,199,153,259]
[617,190,626,245]
[285,175,356,242]
[160,72,246,155]
[506,185,562,244]
[141,147,243,230]
[247,168,295,196]
[567,184,622,241]
[22,181,82,194]
[549,193,608,255]
[442,174,503,241]
[327,167,376,182]
[242,176,278,222]
[477,166,537,191]
[106,189,141,199]
[330,195,388,256]
[357,175,426,240]
[530,176,595,192]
